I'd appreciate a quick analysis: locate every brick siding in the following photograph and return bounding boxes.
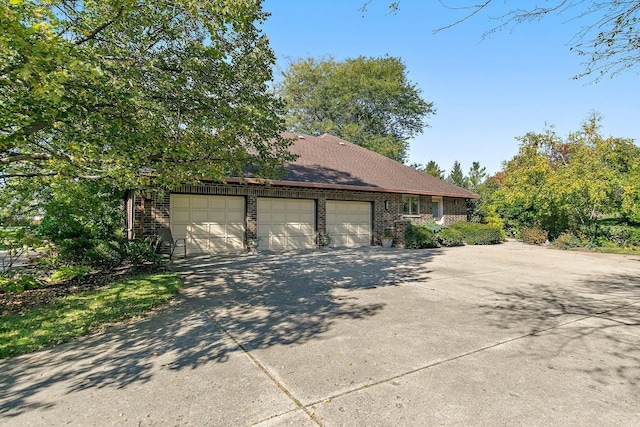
[443,197,467,225]
[131,183,470,249]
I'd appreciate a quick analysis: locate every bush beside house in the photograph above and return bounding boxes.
[405,221,503,249]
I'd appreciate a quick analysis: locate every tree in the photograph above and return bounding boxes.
[278,56,435,162]
[487,114,640,237]
[467,161,487,192]
[424,160,445,179]
[446,160,468,188]
[1,0,292,190]
[437,1,640,79]
[369,1,640,79]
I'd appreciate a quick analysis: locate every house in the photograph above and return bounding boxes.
[128,133,479,254]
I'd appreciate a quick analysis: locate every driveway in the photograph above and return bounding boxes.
[1,242,639,426]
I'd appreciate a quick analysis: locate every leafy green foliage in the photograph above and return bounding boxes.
[121,238,162,266]
[0,272,181,358]
[447,222,503,245]
[48,265,92,283]
[404,224,438,249]
[437,227,464,247]
[38,181,124,267]
[0,226,42,272]
[278,56,434,162]
[405,221,501,248]
[0,274,44,293]
[484,115,640,240]
[552,232,584,250]
[1,0,292,189]
[424,160,445,179]
[520,226,549,245]
[420,218,444,234]
[467,161,487,192]
[446,160,468,188]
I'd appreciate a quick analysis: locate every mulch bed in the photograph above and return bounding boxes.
[0,264,166,315]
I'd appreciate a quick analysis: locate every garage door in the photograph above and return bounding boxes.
[170,194,245,255]
[326,201,371,247]
[257,198,315,251]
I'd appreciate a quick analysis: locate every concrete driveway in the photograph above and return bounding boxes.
[1,242,639,426]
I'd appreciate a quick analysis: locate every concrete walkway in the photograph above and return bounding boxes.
[1,242,639,426]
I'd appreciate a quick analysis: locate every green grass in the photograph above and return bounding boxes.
[0,272,182,358]
[586,246,640,255]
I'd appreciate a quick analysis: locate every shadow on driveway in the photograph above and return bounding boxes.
[480,271,640,387]
[0,248,439,417]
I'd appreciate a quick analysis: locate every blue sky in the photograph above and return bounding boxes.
[260,0,640,175]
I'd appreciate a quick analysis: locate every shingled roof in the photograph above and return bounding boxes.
[243,133,480,199]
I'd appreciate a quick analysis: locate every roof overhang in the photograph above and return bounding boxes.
[224,178,481,199]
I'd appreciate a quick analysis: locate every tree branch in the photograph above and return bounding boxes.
[74,5,126,45]
[0,153,52,164]
[433,0,492,33]
[0,172,57,178]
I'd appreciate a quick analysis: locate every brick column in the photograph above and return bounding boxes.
[246,195,257,240]
[316,197,327,246]
[393,219,411,249]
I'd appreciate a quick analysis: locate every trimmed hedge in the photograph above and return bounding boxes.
[447,222,503,245]
[438,227,464,247]
[405,221,502,249]
[405,224,438,249]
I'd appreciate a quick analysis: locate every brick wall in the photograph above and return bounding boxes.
[131,183,469,248]
[443,197,468,225]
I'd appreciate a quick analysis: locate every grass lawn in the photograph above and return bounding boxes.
[586,246,640,255]
[0,272,182,358]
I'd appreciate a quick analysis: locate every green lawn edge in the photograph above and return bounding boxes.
[0,272,182,359]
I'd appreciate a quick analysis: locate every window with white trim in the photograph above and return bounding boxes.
[402,195,419,216]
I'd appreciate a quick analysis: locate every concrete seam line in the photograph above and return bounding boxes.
[204,310,323,427]
[305,300,640,408]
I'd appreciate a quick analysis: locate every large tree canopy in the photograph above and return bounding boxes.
[1,0,292,189]
[486,115,640,237]
[278,56,434,162]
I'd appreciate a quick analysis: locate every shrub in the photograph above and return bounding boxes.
[39,181,126,268]
[121,239,162,266]
[448,222,503,245]
[86,240,122,267]
[49,265,92,282]
[419,219,444,234]
[553,232,583,250]
[437,227,464,247]
[57,238,123,268]
[607,226,640,247]
[520,226,548,245]
[57,237,93,265]
[405,224,438,249]
[0,274,45,293]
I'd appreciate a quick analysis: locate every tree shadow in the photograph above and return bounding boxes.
[0,248,439,416]
[480,272,640,386]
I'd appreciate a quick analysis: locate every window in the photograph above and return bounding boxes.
[403,195,419,215]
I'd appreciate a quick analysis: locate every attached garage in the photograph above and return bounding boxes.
[326,200,371,247]
[257,198,315,251]
[170,194,245,255]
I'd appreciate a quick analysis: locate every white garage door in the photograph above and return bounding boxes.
[170,194,245,255]
[326,201,371,247]
[257,198,315,251]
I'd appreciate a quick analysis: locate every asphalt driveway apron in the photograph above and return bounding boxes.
[1,242,639,426]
